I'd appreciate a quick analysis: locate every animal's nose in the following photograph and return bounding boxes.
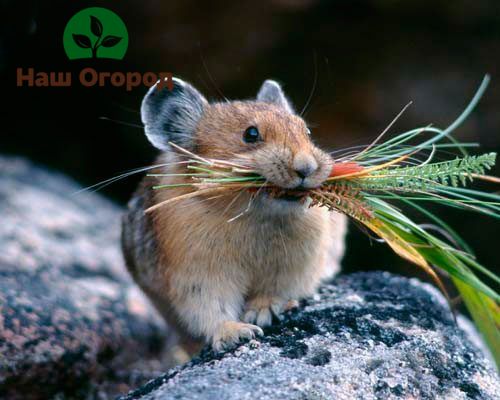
[295,166,314,179]
[293,152,318,179]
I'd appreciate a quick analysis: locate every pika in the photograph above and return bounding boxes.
[122,78,347,352]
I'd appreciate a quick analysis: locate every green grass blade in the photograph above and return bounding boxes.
[453,278,500,368]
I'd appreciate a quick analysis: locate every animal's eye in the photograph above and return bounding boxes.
[306,128,311,135]
[243,126,261,143]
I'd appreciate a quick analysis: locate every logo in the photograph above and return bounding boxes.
[63,7,128,60]
[16,7,173,92]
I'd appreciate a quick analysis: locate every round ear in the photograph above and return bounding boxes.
[256,80,294,114]
[141,77,207,151]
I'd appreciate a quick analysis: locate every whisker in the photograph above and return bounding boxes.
[73,161,191,195]
[300,51,318,117]
[99,116,144,129]
[199,44,229,102]
[110,102,141,114]
[176,194,227,210]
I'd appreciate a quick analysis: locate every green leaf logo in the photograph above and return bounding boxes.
[72,34,92,49]
[90,16,103,37]
[63,7,128,60]
[101,36,122,47]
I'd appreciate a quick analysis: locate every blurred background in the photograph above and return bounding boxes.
[1,0,499,288]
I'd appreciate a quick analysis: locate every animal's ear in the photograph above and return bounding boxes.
[141,78,207,151]
[256,79,294,114]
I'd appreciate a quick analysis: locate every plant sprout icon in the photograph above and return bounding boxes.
[72,16,122,59]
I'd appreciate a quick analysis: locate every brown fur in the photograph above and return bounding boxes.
[122,97,347,352]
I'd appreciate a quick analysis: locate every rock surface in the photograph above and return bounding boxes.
[121,272,499,400]
[0,156,169,399]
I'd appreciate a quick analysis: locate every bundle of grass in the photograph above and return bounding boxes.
[147,76,499,366]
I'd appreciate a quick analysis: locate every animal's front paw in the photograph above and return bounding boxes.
[242,296,299,327]
[212,321,263,352]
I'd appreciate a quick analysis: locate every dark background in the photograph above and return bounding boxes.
[1,0,499,291]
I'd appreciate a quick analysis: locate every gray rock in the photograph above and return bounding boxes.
[0,157,170,399]
[121,272,499,400]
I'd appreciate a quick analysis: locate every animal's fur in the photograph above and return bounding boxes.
[122,78,347,352]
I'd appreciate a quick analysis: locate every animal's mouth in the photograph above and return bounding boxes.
[266,188,310,202]
[276,193,303,202]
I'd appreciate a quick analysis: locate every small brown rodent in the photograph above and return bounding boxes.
[122,78,347,352]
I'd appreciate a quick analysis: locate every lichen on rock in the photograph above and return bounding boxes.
[121,272,499,400]
[0,156,170,399]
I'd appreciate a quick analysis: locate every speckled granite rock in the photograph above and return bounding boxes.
[121,272,499,400]
[0,156,169,399]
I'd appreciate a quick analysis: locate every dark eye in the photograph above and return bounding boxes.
[243,126,261,143]
[306,128,311,135]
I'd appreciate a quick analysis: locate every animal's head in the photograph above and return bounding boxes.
[141,78,332,208]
